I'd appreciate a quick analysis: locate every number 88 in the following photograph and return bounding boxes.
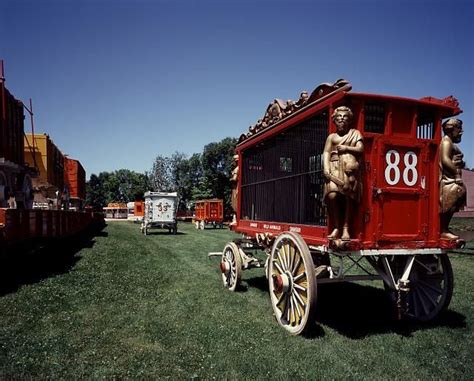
[385,150,418,186]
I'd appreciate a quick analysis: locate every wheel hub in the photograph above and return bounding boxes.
[220,260,230,275]
[273,273,291,293]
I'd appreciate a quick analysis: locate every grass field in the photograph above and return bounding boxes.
[1,220,473,379]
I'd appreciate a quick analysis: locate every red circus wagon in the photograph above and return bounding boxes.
[194,199,224,229]
[216,79,466,335]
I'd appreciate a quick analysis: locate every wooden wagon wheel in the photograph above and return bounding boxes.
[200,220,205,230]
[269,232,317,335]
[388,254,453,321]
[195,221,200,229]
[220,242,242,291]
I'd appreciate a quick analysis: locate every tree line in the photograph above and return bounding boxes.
[86,137,237,213]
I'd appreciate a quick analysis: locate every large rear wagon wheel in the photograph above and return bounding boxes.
[408,254,453,321]
[269,232,317,335]
[387,254,453,322]
[220,242,242,291]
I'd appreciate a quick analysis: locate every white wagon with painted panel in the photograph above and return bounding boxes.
[141,191,178,235]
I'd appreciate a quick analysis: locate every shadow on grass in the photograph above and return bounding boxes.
[144,231,186,236]
[316,283,466,339]
[0,224,106,297]
[243,275,466,339]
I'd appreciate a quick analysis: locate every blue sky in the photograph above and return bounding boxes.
[1,0,473,177]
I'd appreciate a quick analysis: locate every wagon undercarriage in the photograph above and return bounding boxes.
[212,233,453,335]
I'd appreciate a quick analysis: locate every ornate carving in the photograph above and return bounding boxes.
[307,78,350,104]
[239,79,351,143]
[439,118,467,240]
[323,106,364,242]
[419,96,461,113]
[230,154,239,224]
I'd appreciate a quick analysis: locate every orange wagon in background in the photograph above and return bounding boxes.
[134,201,144,217]
[194,199,224,229]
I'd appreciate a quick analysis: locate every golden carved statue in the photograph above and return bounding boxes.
[230,154,239,224]
[323,106,364,241]
[439,118,467,240]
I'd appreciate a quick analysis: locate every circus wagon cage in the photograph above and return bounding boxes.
[194,198,224,229]
[210,79,466,335]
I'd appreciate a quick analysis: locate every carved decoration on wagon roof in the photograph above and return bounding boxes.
[419,96,461,114]
[239,79,352,143]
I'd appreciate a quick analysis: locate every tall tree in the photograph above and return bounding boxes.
[86,173,107,210]
[150,154,173,192]
[201,137,237,210]
[85,170,150,208]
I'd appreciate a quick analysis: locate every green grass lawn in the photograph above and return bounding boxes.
[1,220,473,379]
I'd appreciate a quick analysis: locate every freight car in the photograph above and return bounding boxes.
[24,133,65,208]
[194,199,224,229]
[63,156,86,210]
[0,61,34,209]
[215,79,466,335]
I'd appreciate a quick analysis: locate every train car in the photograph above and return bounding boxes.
[24,133,65,207]
[216,79,466,335]
[0,62,34,209]
[194,199,224,229]
[0,59,104,249]
[64,156,86,210]
[141,191,178,235]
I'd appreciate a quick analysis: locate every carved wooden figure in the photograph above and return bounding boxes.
[323,106,364,241]
[439,118,467,240]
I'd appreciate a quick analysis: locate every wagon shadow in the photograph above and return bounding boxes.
[0,226,105,297]
[144,231,186,236]
[315,283,466,339]
[244,276,466,339]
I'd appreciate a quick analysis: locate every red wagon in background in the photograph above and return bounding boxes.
[194,199,224,229]
[215,79,466,335]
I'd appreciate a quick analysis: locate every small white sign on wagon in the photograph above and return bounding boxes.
[141,191,178,235]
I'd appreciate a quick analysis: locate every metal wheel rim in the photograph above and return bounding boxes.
[221,242,242,291]
[406,255,453,321]
[269,232,316,335]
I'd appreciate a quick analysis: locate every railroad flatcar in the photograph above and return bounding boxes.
[194,199,224,229]
[216,79,466,335]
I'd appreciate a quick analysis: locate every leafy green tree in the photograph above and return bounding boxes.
[86,170,150,208]
[85,173,107,210]
[150,154,173,192]
[200,137,237,210]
